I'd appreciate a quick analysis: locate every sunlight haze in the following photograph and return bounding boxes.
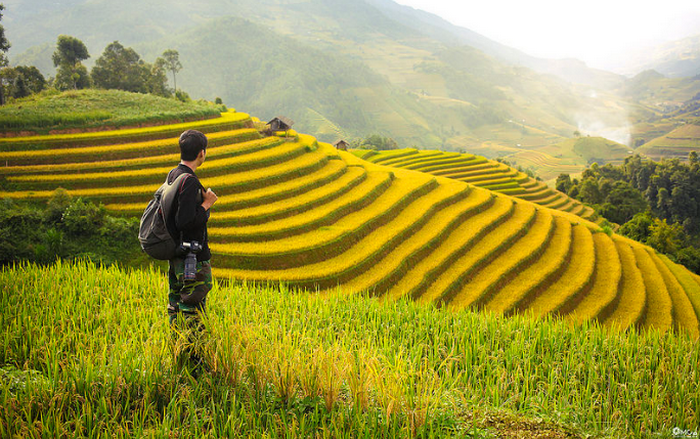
[393,0,700,71]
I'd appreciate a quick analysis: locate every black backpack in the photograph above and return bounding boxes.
[138,173,191,260]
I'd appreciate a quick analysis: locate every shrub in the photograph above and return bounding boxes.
[61,198,107,236]
[175,89,191,102]
[46,188,73,223]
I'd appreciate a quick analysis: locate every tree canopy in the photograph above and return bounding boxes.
[157,49,182,91]
[559,153,700,273]
[53,35,91,90]
[92,41,169,96]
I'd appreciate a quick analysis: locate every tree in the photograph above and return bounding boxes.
[92,41,149,93]
[360,134,399,150]
[158,49,182,91]
[52,35,90,90]
[619,211,654,243]
[599,180,648,224]
[0,4,11,105]
[146,62,171,97]
[555,173,572,194]
[0,66,46,98]
[647,218,684,255]
[577,177,603,205]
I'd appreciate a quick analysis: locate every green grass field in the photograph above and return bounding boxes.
[0,89,225,133]
[1,261,698,438]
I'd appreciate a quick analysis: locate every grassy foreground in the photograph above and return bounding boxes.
[1,261,698,438]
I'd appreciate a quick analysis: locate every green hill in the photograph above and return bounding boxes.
[6,0,632,157]
[0,89,224,133]
[637,122,700,159]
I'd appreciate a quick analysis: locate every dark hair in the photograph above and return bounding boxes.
[179,130,208,161]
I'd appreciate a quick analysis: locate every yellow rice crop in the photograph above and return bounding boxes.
[385,192,508,301]
[418,201,536,305]
[651,253,699,337]
[448,207,555,311]
[418,157,498,173]
[0,110,248,144]
[525,223,596,317]
[380,151,448,168]
[8,140,308,185]
[0,136,278,174]
[569,232,622,323]
[526,192,562,206]
[107,160,349,212]
[633,247,673,333]
[211,166,367,224]
[604,239,647,330]
[401,154,465,169]
[0,128,258,163]
[461,171,520,185]
[429,158,489,175]
[484,216,573,315]
[209,171,393,241]
[367,149,419,164]
[336,180,475,294]
[212,179,458,283]
[440,164,503,179]
[658,254,700,328]
[209,173,428,256]
[466,176,519,187]
[1,144,331,200]
[413,159,483,173]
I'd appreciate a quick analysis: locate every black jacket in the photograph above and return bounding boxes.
[167,164,211,261]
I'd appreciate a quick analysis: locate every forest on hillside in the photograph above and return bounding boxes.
[557,153,700,273]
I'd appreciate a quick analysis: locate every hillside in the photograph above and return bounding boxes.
[0,89,225,134]
[611,33,700,78]
[637,122,700,160]
[1,106,699,338]
[6,0,632,158]
[354,148,598,221]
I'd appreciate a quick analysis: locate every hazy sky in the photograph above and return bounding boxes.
[393,0,700,70]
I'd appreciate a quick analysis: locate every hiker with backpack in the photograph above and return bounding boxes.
[139,129,218,374]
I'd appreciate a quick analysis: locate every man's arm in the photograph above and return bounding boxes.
[175,178,210,232]
[201,188,218,211]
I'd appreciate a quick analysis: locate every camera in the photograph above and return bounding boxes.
[179,241,202,282]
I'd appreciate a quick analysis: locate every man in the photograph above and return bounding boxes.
[167,129,218,371]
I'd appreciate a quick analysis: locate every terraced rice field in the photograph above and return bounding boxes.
[358,148,598,223]
[637,123,700,160]
[2,112,699,336]
[507,149,585,180]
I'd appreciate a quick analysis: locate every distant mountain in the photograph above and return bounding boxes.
[5,0,684,173]
[612,34,700,78]
[365,0,625,89]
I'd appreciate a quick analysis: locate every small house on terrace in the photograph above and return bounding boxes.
[267,116,294,132]
[333,139,349,151]
[261,116,295,137]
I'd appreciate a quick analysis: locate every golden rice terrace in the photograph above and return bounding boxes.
[2,110,699,337]
[354,148,598,221]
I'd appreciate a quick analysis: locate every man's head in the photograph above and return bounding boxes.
[179,130,208,163]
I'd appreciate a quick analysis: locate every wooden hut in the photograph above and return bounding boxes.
[267,116,294,132]
[333,139,349,151]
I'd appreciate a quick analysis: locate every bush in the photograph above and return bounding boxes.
[61,198,106,236]
[0,196,141,267]
[675,247,700,274]
[175,89,191,103]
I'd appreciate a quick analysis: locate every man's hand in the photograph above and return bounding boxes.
[202,188,218,210]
